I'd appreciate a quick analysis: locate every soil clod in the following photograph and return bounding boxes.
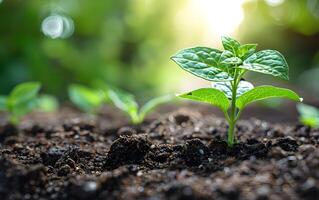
[104,134,151,169]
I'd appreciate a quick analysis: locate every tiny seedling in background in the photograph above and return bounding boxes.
[36,94,59,112]
[172,36,302,146]
[68,84,106,114]
[297,103,319,128]
[0,82,41,125]
[108,88,174,124]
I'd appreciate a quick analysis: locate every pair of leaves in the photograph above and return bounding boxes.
[171,36,289,81]
[222,36,257,60]
[0,82,41,124]
[222,36,288,80]
[108,88,174,124]
[297,103,319,128]
[179,86,302,114]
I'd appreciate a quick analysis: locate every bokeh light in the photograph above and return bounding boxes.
[41,14,74,39]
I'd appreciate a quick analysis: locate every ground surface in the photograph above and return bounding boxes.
[0,105,318,200]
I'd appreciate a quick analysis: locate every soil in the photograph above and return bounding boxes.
[0,105,318,200]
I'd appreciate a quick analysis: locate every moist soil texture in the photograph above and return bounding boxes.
[0,105,318,200]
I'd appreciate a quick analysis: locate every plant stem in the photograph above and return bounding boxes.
[227,83,237,146]
[131,112,142,124]
[227,69,241,147]
[227,118,235,146]
[226,69,247,146]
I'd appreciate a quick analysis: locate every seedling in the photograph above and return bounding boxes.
[0,82,41,125]
[108,88,174,124]
[171,36,302,146]
[36,94,59,112]
[68,84,106,114]
[297,103,319,128]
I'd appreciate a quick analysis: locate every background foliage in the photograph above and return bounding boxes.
[0,0,318,103]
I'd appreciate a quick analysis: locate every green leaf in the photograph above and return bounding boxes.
[236,86,302,110]
[108,88,139,122]
[178,88,230,113]
[7,82,41,120]
[237,44,257,59]
[219,50,242,67]
[211,80,254,99]
[0,96,7,111]
[37,94,59,112]
[171,47,233,81]
[220,56,242,66]
[139,95,174,121]
[297,103,319,128]
[8,82,41,109]
[221,36,241,54]
[7,87,40,124]
[68,84,105,113]
[297,103,319,117]
[300,117,319,128]
[241,50,289,80]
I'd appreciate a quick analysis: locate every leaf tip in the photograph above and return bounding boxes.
[175,93,182,97]
[170,55,178,62]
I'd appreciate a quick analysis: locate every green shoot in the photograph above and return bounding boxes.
[108,88,174,124]
[68,84,107,114]
[172,36,302,146]
[0,82,41,125]
[297,103,319,128]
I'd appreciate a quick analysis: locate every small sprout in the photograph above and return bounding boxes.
[172,36,302,146]
[0,82,41,125]
[297,103,319,128]
[108,88,174,124]
[36,94,59,112]
[68,84,106,114]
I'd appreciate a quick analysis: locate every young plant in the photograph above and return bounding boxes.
[297,103,319,128]
[171,36,302,146]
[68,84,107,114]
[36,94,59,112]
[108,88,173,124]
[0,82,41,125]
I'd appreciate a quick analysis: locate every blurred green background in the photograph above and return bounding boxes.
[0,0,319,102]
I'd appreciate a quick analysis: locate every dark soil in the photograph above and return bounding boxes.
[0,106,318,200]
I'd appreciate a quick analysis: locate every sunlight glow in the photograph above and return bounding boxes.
[189,0,245,36]
[265,0,285,7]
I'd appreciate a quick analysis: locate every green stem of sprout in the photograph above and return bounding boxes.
[226,69,245,147]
